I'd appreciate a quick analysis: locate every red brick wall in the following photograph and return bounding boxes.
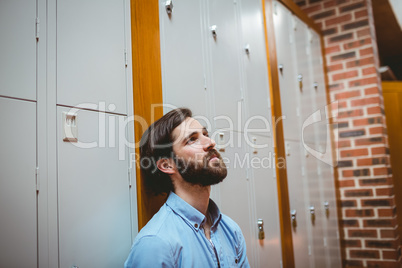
[293,0,401,267]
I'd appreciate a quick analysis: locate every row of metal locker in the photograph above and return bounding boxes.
[0,0,136,267]
[274,2,341,267]
[160,0,341,267]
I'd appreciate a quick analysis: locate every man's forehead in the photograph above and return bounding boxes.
[172,118,205,140]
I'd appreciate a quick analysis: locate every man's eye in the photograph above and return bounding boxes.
[187,137,197,144]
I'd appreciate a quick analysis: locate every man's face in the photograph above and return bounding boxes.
[171,118,227,186]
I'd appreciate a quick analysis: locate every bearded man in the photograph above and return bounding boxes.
[124,108,250,268]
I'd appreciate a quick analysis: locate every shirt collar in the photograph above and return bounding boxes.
[166,192,222,232]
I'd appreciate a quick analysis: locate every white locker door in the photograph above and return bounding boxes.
[311,32,329,145]
[207,0,243,130]
[0,0,36,101]
[0,98,37,267]
[210,130,254,264]
[57,0,127,114]
[319,154,342,267]
[304,144,326,268]
[159,0,208,117]
[240,0,272,135]
[248,134,282,268]
[57,107,132,267]
[273,2,301,141]
[294,17,316,145]
[285,140,313,268]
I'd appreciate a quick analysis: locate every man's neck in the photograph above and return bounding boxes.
[174,183,211,216]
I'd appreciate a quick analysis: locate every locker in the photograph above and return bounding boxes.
[206,0,244,131]
[0,0,36,101]
[311,32,330,145]
[318,151,342,268]
[57,107,132,267]
[304,142,327,268]
[247,134,282,267]
[294,17,316,144]
[239,0,272,135]
[273,3,301,141]
[0,98,37,267]
[159,0,209,118]
[284,140,314,267]
[209,130,255,265]
[57,0,127,114]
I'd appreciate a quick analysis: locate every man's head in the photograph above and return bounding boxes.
[139,108,227,195]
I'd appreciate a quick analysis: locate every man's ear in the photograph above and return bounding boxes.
[156,158,175,175]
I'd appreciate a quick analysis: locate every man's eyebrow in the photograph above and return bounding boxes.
[182,127,208,143]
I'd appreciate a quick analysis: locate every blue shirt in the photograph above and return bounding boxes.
[125,192,250,267]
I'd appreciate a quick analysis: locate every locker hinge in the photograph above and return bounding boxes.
[124,50,128,67]
[128,168,132,188]
[35,167,40,192]
[204,75,207,90]
[35,18,40,40]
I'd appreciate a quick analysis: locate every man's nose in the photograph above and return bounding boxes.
[203,136,216,151]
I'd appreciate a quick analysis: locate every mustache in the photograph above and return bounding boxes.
[205,149,222,161]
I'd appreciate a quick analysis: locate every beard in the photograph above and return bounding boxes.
[174,149,227,186]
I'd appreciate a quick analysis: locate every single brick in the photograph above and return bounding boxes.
[378,207,396,216]
[335,89,360,100]
[328,63,343,72]
[340,148,368,158]
[371,146,387,155]
[366,240,397,249]
[362,198,393,207]
[343,219,359,227]
[338,140,351,148]
[346,56,374,68]
[331,51,356,62]
[361,47,374,57]
[355,137,384,146]
[364,219,396,228]
[343,38,372,50]
[376,187,393,197]
[312,10,336,20]
[339,130,365,138]
[382,250,399,260]
[341,200,357,207]
[352,169,370,177]
[344,189,373,197]
[340,2,366,13]
[302,4,323,14]
[329,32,353,43]
[339,179,355,187]
[295,0,306,7]
[344,260,363,267]
[367,260,400,267]
[349,76,378,88]
[348,229,377,238]
[329,83,345,91]
[357,28,371,38]
[323,28,337,36]
[359,177,390,186]
[369,126,386,135]
[324,0,347,8]
[343,19,369,30]
[367,106,382,115]
[332,70,359,81]
[373,167,389,176]
[349,249,379,259]
[355,9,368,19]
[343,239,362,247]
[381,229,397,239]
[338,109,364,118]
[338,160,353,167]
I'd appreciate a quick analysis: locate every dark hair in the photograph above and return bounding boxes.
[139,108,192,195]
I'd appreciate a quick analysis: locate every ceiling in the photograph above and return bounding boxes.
[372,0,402,80]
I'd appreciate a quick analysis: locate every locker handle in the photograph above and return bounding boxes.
[324,201,330,218]
[278,64,283,74]
[313,82,318,91]
[290,210,297,229]
[297,74,303,92]
[310,205,315,225]
[165,0,173,14]
[210,25,217,38]
[257,219,265,240]
[244,44,250,54]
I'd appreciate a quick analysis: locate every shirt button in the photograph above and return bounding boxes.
[235,259,238,264]
[194,223,198,228]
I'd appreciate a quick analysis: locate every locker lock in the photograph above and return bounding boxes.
[324,201,330,218]
[309,206,315,225]
[313,82,318,91]
[257,219,265,240]
[278,64,283,74]
[244,44,250,54]
[290,210,297,229]
[210,25,217,38]
[297,74,303,92]
[165,0,173,14]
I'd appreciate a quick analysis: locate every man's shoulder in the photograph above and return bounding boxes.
[136,203,173,239]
